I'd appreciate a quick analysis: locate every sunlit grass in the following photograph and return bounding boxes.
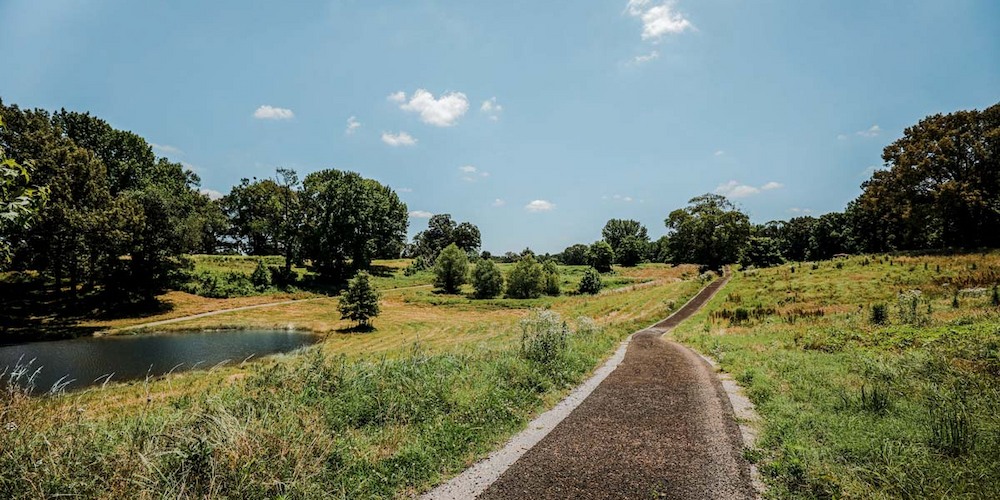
[671,252,1000,498]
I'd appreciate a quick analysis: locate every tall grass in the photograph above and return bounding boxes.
[672,253,1000,498]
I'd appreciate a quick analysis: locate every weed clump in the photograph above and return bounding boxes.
[519,310,569,365]
[869,303,889,326]
[896,290,930,326]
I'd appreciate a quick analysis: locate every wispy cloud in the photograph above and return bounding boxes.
[409,210,433,218]
[398,187,413,193]
[200,188,223,200]
[714,150,725,156]
[253,105,294,120]
[632,50,660,65]
[492,198,506,207]
[525,200,556,212]
[715,180,784,198]
[626,0,694,42]
[789,207,813,214]
[839,124,881,140]
[150,143,182,155]
[480,97,503,120]
[857,124,881,138]
[345,116,361,134]
[381,131,417,147]
[392,89,470,127]
[459,165,490,182]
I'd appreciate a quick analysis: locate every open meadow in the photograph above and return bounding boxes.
[672,253,1000,498]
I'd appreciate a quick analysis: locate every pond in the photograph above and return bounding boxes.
[0,329,320,393]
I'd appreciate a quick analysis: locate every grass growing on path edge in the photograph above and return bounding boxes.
[671,254,1000,499]
[1,266,703,498]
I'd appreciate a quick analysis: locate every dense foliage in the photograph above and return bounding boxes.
[578,267,603,295]
[505,255,545,299]
[409,214,481,261]
[433,243,469,294]
[471,258,504,299]
[587,241,615,273]
[338,270,381,329]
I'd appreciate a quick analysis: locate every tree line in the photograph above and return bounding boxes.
[555,102,1000,269]
[0,100,408,303]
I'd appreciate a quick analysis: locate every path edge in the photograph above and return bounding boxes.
[420,275,724,500]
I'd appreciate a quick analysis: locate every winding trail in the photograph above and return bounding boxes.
[101,284,433,334]
[426,274,756,499]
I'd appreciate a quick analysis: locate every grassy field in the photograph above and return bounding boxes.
[1,261,703,498]
[671,253,1000,498]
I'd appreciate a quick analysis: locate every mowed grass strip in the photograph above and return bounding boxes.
[2,264,702,499]
[671,253,1000,499]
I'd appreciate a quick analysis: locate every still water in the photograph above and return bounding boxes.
[0,329,319,392]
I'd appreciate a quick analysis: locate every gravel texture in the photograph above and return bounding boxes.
[476,275,756,499]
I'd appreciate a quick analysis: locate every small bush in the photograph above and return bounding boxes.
[520,310,568,365]
[339,271,380,329]
[587,241,615,273]
[433,244,469,294]
[897,290,930,326]
[870,303,889,325]
[269,265,297,288]
[250,260,271,290]
[542,260,561,296]
[578,267,603,295]
[403,255,432,276]
[471,259,504,299]
[858,383,891,413]
[505,256,545,299]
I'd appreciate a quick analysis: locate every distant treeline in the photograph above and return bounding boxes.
[553,102,1000,270]
[2,99,997,302]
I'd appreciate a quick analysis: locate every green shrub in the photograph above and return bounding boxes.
[339,271,380,329]
[268,265,297,288]
[578,267,603,295]
[433,244,468,294]
[471,259,504,299]
[587,241,614,273]
[250,260,271,290]
[180,270,256,298]
[519,310,568,365]
[505,256,544,299]
[897,290,930,326]
[403,255,432,276]
[870,303,889,325]
[542,260,561,296]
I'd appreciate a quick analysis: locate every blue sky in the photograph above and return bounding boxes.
[2,1,998,253]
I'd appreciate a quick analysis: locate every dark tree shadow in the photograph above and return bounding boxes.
[0,276,174,345]
[335,324,376,334]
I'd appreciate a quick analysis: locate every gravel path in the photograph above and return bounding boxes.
[474,274,755,499]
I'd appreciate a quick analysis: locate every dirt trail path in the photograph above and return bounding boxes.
[428,274,755,499]
[100,284,433,334]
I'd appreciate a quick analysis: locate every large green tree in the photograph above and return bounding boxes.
[664,194,750,269]
[601,219,649,265]
[851,103,1000,250]
[301,169,407,281]
[410,214,481,260]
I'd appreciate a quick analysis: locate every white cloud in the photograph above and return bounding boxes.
[789,207,813,214]
[857,125,881,138]
[481,97,503,120]
[345,116,361,134]
[181,161,200,173]
[459,165,490,181]
[492,198,506,207]
[398,187,413,193]
[396,89,469,127]
[409,210,433,218]
[715,180,784,198]
[253,105,294,120]
[200,188,223,200]
[387,91,407,103]
[627,0,694,41]
[714,150,725,156]
[525,200,556,212]
[633,50,660,64]
[150,143,182,155]
[381,131,417,147]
